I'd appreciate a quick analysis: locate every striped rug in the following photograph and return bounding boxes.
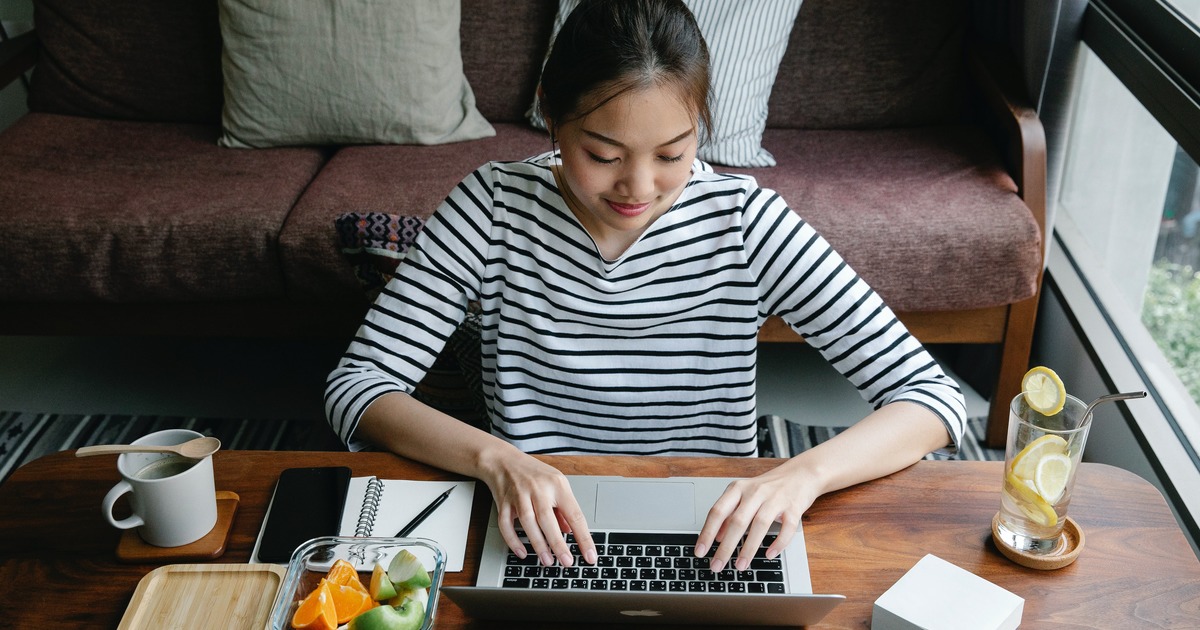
[761,414,1004,462]
[0,411,314,483]
[1,411,1002,485]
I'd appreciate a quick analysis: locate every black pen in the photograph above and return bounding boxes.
[396,486,455,537]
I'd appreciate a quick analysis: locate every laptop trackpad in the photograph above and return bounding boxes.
[593,481,697,530]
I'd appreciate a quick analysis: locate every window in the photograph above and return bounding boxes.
[1176,1,1200,21]
[1049,0,1200,543]
[1058,46,1200,418]
[1068,0,1200,409]
[1148,147,1200,404]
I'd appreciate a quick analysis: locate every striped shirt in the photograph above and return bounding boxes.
[325,153,965,456]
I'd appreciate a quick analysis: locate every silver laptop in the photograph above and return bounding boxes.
[443,475,844,626]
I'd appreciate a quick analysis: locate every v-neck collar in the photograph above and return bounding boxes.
[545,159,694,269]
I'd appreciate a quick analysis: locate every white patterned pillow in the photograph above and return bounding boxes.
[527,0,803,168]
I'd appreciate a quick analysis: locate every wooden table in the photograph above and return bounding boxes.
[2,451,1198,628]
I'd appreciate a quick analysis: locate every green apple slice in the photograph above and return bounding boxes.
[347,601,424,630]
[370,563,398,601]
[387,550,432,590]
[388,586,429,609]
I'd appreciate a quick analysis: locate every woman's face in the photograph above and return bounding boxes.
[554,84,698,258]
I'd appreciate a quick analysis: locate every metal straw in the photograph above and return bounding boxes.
[1082,391,1147,424]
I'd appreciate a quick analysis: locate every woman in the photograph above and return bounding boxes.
[326,0,964,576]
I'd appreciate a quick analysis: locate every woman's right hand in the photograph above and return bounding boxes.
[354,393,596,566]
[480,449,597,568]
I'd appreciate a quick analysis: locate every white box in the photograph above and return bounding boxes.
[872,554,1023,630]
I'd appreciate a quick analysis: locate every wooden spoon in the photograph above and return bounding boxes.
[75,436,222,459]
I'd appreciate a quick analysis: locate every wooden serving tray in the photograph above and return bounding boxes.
[117,563,286,630]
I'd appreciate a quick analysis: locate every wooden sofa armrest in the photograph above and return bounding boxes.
[0,30,37,92]
[967,46,1050,446]
[967,46,1048,245]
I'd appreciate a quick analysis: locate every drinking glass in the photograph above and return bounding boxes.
[994,393,1091,554]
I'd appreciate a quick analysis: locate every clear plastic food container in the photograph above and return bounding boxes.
[267,536,445,630]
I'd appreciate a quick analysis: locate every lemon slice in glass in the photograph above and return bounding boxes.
[1022,366,1066,415]
[1010,434,1069,480]
[1034,452,1072,503]
[1006,472,1058,527]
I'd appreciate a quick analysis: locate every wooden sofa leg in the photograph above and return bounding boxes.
[984,294,1041,448]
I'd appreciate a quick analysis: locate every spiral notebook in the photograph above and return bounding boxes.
[337,476,475,572]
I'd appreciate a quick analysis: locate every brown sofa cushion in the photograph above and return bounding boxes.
[281,123,1037,312]
[23,0,967,132]
[724,126,1042,312]
[0,114,326,302]
[460,0,968,131]
[28,0,224,124]
[767,0,969,129]
[279,123,551,301]
[460,0,558,124]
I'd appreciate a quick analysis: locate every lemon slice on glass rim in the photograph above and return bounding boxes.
[1021,366,1066,415]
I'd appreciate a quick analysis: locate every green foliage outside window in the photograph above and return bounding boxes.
[1142,260,1200,401]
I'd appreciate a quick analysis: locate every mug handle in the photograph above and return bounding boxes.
[102,480,144,530]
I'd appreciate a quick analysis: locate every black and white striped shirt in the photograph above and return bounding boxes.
[326,153,965,456]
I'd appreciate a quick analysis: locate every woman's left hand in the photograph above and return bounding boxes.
[693,402,953,572]
[693,461,818,573]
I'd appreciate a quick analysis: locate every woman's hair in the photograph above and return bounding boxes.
[539,0,712,145]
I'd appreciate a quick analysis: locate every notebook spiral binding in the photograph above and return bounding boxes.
[354,476,385,537]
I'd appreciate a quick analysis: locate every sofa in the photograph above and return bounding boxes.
[0,0,1044,446]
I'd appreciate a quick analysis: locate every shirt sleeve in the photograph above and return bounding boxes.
[324,164,495,449]
[742,185,966,454]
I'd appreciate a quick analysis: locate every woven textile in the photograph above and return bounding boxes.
[757,415,1002,461]
[335,212,427,299]
[0,412,312,484]
[2,410,998,485]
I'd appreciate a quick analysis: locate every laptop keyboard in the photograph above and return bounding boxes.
[501,531,786,594]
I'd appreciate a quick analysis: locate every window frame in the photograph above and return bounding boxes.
[1084,0,1200,162]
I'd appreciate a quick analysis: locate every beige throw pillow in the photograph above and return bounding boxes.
[218,0,495,148]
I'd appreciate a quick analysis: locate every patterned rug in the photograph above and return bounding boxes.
[1,410,1002,485]
[0,411,316,484]
[759,414,1004,462]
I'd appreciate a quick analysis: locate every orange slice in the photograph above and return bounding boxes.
[326,558,369,594]
[329,580,375,624]
[291,580,337,630]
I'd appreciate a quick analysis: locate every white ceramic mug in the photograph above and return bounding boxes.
[101,429,218,547]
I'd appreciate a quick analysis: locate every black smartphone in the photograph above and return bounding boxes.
[256,466,352,563]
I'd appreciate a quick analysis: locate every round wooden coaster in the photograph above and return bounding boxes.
[992,512,1084,570]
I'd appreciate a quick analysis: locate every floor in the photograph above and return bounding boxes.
[756,343,989,427]
[0,335,346,422]
[0,335,987,430]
